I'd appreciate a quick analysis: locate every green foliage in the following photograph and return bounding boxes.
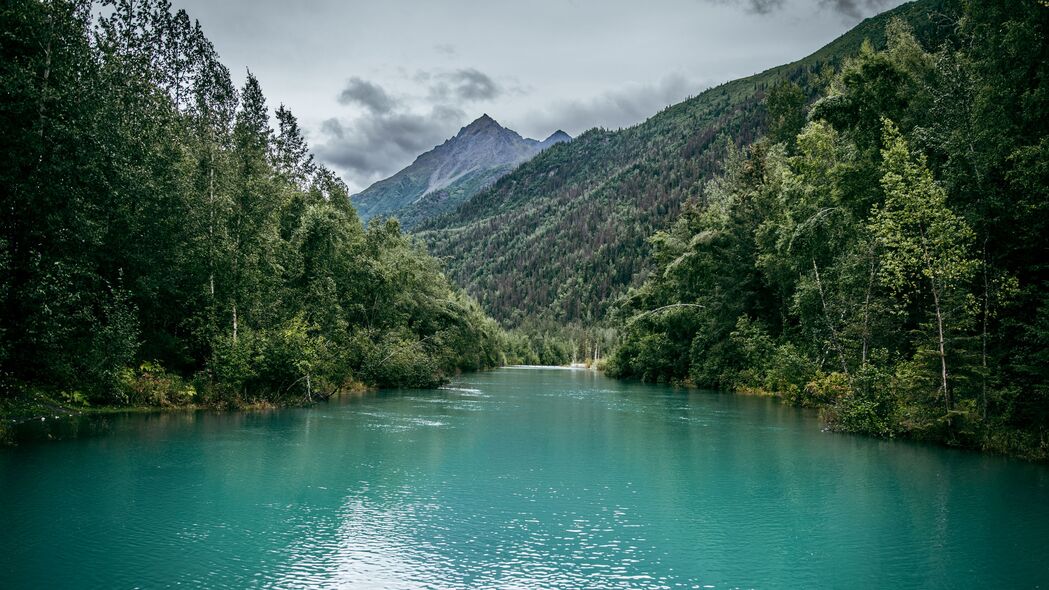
[86,281,141,402]
[610,4,1049,459]
[0,0,509,410]
[820,385,898,438]
[872,119,978,300]
[119,362,196,407]
[765,344,818,404]
[765,81,806,148]
[418,0,950,328]
[358,331,442,389]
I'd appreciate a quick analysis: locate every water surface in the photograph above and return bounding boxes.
[2,367,1047,588]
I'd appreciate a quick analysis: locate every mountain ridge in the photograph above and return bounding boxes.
[416,0,952,326]
[350,114,570,228]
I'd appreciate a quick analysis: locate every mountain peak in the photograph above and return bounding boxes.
[460,113,501,135]
[542,130,572,146]
[352,114,556,227]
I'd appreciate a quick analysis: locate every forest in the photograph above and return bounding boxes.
[417,0,950,330]
[0,0,519,414]
[609,3,1049,459]
[2,0,1047,462]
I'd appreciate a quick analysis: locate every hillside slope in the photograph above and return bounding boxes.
[417,0,952,326]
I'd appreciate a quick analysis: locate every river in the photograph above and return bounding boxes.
[1,367,1047,588]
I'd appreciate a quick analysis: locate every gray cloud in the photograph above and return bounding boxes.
[317,67,505,190]
[744,0,785,14]
[337,77,397,114]
[314,104,465,191]
[820,0,889,18]
[433,43,457,56]
[428,68,502,102]
[709,0,888,17]
[168,0,909,193]
[517,74,700,138]
[702,0,784,15]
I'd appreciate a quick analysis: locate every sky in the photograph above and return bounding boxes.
[169,0,906,193]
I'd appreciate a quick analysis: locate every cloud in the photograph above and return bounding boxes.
[433,43,457,56]
[316,67,507,190]
[706,0,888,17]
[428,68,502,102]
[744,0,785,14]
[517,73,701,138]
[702,0,784,15]
[337,77,397,114]
[819,0,889,19]
[314,105,465,191]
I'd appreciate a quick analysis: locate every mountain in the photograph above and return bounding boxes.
[416,0,952,326]
[540,129,573,148]
[350,114,570,228]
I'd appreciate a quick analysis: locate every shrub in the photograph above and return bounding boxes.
[206,332,259,401]
[359,332,442,389]
[766,344,818,404]
[816,369,900,438]
[119,362,195,407]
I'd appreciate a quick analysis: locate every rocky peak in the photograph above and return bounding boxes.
[458,113,503,137]
[541,130,572,147]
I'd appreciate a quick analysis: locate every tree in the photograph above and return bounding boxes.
[870,119,978,431]
[765,80,806,149]
[227,71,280,344]
[273,105,315,189]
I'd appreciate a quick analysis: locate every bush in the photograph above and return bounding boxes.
[118,362,195,407]
[85,283,140,402]
[206,332,258,401]
[359,332,442,388]
[805,372,851,407]
[727,316,775,390]
[253,315,332,401]
[816,369,900,438]
[766,344,818,404]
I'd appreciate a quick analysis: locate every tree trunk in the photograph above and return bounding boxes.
[930,279,952,430]
[861,248,877,367]
[813,259,851,380]
[37,3,54,146]
[918,225,952,432]
[208,149,215,298]
[981,240,989,421]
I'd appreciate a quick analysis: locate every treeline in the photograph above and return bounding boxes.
[610,3,1049,459]
[501,321,617,367]
[0,0,511,409]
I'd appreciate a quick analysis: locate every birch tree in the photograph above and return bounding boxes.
[870,119,978,430]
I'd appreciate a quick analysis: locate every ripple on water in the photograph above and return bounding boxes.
[2,368,1047,589]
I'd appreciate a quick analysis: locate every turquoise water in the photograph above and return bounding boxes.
[2,367,1047,589]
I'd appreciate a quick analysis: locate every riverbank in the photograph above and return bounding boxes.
[0,382,377,446]
[645,376,1049,463]
[8,366,1044,462]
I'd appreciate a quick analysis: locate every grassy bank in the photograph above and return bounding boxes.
[656,376,1049,463]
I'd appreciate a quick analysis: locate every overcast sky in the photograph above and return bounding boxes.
[169,0,905,192]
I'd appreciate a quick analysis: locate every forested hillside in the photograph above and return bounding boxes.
[417,0,951,327]
[610,2,1049,458]
[0,0,508,412]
